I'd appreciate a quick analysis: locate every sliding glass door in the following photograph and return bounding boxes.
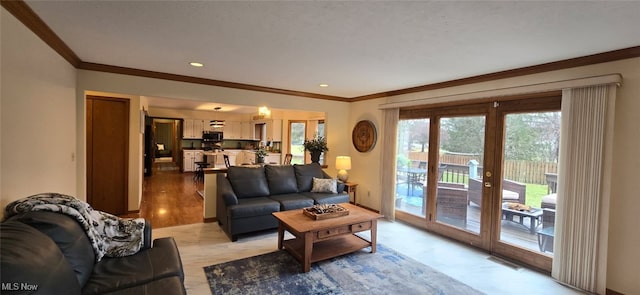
[395,94,561,271]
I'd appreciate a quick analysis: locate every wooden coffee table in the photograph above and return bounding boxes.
[272,203,383,272]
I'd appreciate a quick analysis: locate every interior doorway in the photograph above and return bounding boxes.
[86,95,129,215]
[146,118,181,173]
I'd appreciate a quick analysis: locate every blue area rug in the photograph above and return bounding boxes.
[204,244,484,295]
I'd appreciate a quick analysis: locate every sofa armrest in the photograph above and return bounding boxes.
[142,219,152,250]
[337,181,346,194]
[217,174,239,206]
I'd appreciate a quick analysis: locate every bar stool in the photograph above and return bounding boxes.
[194,162,210,183]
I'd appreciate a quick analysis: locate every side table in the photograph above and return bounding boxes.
[344,182,358,205]
[537,226,555,253]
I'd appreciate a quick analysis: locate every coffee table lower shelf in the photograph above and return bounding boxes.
[282,234,371,265]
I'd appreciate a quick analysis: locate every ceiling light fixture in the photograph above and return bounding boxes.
[319,83,329,88]
[210,106,225,128]
[189,62,204,67]
[258,106,271,117]
[253,106,272,120]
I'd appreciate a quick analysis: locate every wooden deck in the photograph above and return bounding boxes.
[396,193,540,251]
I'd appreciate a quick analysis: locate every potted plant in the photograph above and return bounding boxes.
[255,148,268,164]
[303,134,328,163]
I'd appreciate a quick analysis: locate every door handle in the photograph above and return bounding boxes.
[484,182,492,188]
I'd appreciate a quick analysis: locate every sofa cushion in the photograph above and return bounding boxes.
[1,221,82,294]
[265,165,298,195]
[541,193,557,209]
[302,192,350,205]
[311,177,338,193]
[229,197,281,218]
[7,211,96,287]
[269,194,315,211]
[227,166,270,199]
[293,163,325,192]
[82,237,184,295]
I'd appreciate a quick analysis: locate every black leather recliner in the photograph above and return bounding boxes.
[1,211,186,295]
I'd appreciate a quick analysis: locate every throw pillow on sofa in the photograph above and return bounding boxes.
[311,177,338,194]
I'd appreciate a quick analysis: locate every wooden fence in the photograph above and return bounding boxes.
[406,152,557,185]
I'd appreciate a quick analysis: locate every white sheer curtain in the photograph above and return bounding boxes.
[553,84,617,294]
[380,108,399,220]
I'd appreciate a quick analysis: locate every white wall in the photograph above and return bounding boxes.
[0,8,77,215]
[348,57,640,294]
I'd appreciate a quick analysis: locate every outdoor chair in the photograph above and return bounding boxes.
[435,185,468,227]
[467,177,526,208]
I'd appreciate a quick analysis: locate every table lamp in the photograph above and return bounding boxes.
[335,156,351,182]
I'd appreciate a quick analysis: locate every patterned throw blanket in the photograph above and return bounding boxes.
[4,193,145,261]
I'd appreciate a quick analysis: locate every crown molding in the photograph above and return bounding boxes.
[78,62,350,102]
[352,46,640,101]
[2,0,349,102]
[1,0,81,67]
[4,0,640,102]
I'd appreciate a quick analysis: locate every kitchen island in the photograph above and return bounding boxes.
[202,150,281,167]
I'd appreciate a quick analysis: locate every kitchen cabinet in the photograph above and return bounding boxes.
[224,121,256,140]
[266,119,282,141]
[183,119,204,139]
[265,153,281,164]
[183,150,203,172]
[240,122,254,139]
[223,121,241,139]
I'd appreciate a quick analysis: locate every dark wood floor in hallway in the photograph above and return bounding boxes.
[121,161,204,228]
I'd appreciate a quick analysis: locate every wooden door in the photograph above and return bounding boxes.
[86,95,129,215]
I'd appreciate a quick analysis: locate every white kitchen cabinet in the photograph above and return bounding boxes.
[183,119,204,139]
[224,121,241,139]
[182,150,203,172]
[240,122,254,139]
[266,119,282,141]
[265,153,281,164]
[224,121,255,139]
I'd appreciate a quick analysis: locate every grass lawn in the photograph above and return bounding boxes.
[525,183,548,207]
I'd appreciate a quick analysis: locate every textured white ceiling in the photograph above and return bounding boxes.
[25,1,640,100]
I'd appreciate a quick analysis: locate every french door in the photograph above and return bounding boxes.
[395,94,561,271]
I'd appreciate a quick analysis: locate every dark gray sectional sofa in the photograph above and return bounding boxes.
[217,163,349,241]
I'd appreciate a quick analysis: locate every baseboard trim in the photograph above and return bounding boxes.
[606,288,624,295]
[354,203,380,213]
[127,210,140,214]
[203,217,218,223]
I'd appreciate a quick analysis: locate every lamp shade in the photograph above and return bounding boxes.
[335,156,351,170]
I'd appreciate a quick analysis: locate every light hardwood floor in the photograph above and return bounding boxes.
[139,163,583,295]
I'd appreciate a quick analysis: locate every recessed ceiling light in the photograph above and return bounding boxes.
[189,62,204,67]
[319,83,329,88]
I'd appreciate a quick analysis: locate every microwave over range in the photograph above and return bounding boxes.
[203,131,223,142]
